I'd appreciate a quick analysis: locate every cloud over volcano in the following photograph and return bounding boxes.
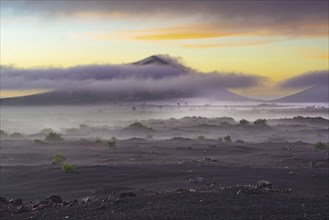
[1,55,265,100]
[279,70,329,89]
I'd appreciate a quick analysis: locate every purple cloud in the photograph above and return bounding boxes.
[0,56,265,100]
[279,70,329,89]
[1,1,327,38]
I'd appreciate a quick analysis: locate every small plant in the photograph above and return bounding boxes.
[254,119,268,127]
[52,154,66,164]
[128,122,148,129]
[95,136,103,144]
[79,124,89,129]
[219,121,232,127]
[107,136,117,148]
[51,155,75,173]
[0,130,9,139]
[40,128,54,134]
[34,139,44,144]
[224,135,232,143]
[239,119,250,127]
[313,142,329,150]
[45,132,63,142]
[218,137,223,142]
[195,135,205,140]
[9,132,24,139]
[61,163,76,173]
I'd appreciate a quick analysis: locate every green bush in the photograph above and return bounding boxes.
[52,154,66,164]
[40,128,54,134]
[0,130,9,139]
[79,124,89,129]
[45,132,63,142]
[95,136,103,144]
[195,135,205,140]
[128,122,148,129]
[239,119,250,127]
[9,132,24,139]
[254,119,268,127]
[34,139,44,144]
[61,163,76,173]
[313,142,329,150]
[224,135,232,143]
[107,136,117,148]
[219,121,232,127]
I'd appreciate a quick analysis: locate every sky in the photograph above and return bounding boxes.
[0,0,328,99]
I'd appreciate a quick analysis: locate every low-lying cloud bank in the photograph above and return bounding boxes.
[279,70,329,89]
[2,57,327,101]
[0,58,265,99]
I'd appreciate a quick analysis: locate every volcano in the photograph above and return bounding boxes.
[0,55,261,105]
[272,86,328,103]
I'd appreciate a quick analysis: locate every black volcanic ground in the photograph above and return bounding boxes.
[1,115,328,219]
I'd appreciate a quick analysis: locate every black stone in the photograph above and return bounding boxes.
[46,195,62,204]
[120,192,136,198]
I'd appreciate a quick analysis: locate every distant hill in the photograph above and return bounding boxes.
[272,86,328,103]
[0,55,261,105]
[269,116,329,127]
[0,87,259,106]
[0,89,189,105]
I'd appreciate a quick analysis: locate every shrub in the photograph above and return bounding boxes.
[9,132,24,139]
[45,132,63,142]
[79,124,89,129]
[218,137,223,142]
[40,128,54,134]
[219,121,232,127]
[107,136,117,148]
[95,136,103,144]
[224,135,232,143]
[254,119,268,127]
[145,134,153,140]
[195,135,205,140]
[0,130,8,139]
[128,122,148,129]
[61,163,76,173]
[34,139,44,144]
[65,128,79,135]
[235,139,245,143]
[313,142,329,150]
[52,154,66,164]
[239,119,250,127]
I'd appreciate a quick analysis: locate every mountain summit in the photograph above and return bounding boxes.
[133,55,172,65]
[132,55,189,72]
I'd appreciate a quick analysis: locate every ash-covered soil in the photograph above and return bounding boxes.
[1,116,328,219]
[1,190,329,220]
